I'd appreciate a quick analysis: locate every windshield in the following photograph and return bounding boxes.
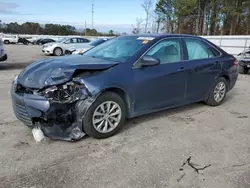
[89,39,107,46]
[83,37,146,62]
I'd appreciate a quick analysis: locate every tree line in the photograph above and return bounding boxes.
[0,21,117,36]
[154,0,250,35]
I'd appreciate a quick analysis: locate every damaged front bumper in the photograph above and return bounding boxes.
[11,81,94,141]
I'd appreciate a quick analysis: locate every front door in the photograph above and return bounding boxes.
[132,38,188,114]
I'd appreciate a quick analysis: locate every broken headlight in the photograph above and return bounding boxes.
[40,82,85,103]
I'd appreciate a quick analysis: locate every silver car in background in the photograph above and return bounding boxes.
[71,38,110,55]
[0,38,7,61]
[42,37,91,56]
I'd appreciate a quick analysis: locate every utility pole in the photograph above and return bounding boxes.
[92,0,94,29]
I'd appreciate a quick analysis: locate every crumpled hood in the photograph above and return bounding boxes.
[17,55,118,89]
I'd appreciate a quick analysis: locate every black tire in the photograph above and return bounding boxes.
[53,47,63,56]
[4,40,10,44]
[83,92,126,139]
[238,65,249,74]
[0,54,7,61]
[205,77,228,106]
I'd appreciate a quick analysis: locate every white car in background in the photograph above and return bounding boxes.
[65,38,110,55]
[2,34,19,44]
[42,37,91,56]
[0,38,7,61]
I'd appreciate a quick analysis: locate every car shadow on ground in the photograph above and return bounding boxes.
[123,102,205,132]
[123,93,235,133]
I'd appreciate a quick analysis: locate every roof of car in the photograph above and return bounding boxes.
[123,33,203,40]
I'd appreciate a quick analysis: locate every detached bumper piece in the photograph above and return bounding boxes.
[11,82,94,141]
[239,60,250,68]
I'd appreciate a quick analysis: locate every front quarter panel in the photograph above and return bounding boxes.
[77,63,135,114]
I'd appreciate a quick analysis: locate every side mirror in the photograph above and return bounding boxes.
[139,55,160,67]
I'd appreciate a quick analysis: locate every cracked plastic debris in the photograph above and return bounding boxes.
[36,77,99,141]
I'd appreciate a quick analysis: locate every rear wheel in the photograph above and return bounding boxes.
[238,65,249,74]
[82,92,126,139]
[53,47,63,56]
[205,77,228,106]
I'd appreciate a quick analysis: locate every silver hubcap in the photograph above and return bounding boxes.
[92,101,122,133]
[214,81,226,102]
[55,48,62,56]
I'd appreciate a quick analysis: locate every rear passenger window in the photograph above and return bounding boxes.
[71,38,77,43]
[185,39,219,60]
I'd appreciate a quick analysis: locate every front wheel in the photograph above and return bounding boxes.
[83,92,126,139]
[4,40,10,44]
[53,47,63,56]
[205,77,228,106]
[238,65,249,74]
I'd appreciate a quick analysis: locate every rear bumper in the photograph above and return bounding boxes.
[228,69,238,91]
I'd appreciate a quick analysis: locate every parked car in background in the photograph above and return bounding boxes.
[18,37,31,45]
[65,38,110,55]
[11,34,238,141]
[2,35,19,44]
[36,38,56,45]
[0,38,7,61]
[42,37,90,56]
[2,34,32,45]
[237,47,250,74]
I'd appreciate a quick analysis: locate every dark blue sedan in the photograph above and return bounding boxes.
[11,34,238,141]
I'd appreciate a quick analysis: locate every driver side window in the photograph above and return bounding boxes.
[146,39,182,64]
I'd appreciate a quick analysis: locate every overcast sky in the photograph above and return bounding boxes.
[0,0,156,33]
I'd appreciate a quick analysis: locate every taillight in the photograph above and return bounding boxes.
[234,59,238,67]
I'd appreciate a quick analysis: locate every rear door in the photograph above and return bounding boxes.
[182,38,222,102]
[64,38,78,49]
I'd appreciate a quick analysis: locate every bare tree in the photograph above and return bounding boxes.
[131,18,144,34]
[141,0,153,33]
